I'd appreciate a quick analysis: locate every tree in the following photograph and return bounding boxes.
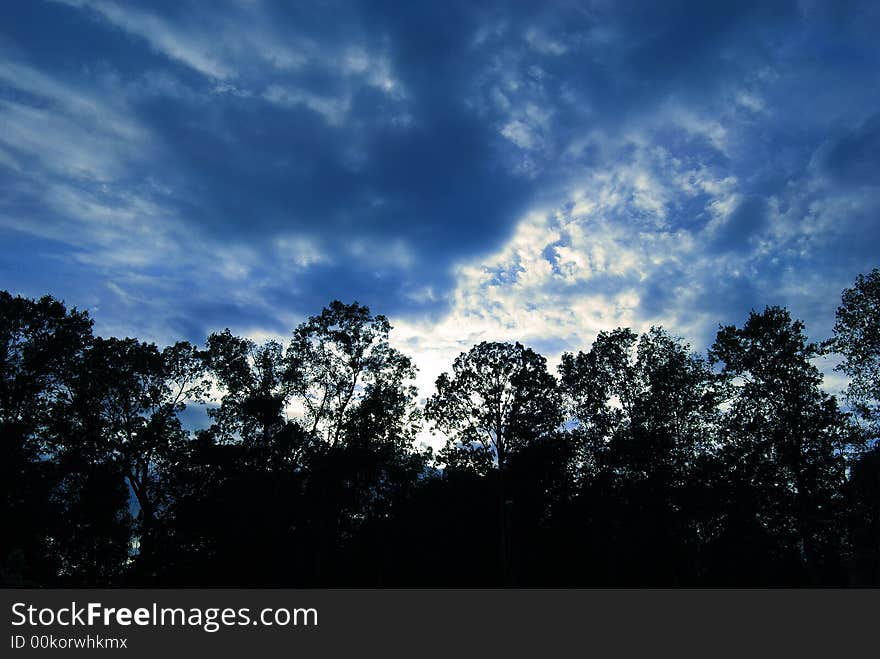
[284,301,424,583]
[559,328,639,479]
[1,293,133,585]
[425,341,562,584]
[77,337,208,578]
[559,327,718,584]
[286,300,419,448]
[561,327,717,474]
[426,341,562,471]
[203,329,308,465]
[154,330,310,585]
[709,306,857,584]
[0,292,94,584]
[832,268,880,434]
[6,286,877,586]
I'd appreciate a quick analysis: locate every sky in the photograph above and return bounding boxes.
[2,0,879,417]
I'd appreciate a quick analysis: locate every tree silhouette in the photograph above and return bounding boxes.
[832,269,880,584]
[286,301,419,448]
[833,268,880,434]
[425,341,562,583]
[709,306,857,584]
[203,330,301,459]
[426,341,562,471]
[285,301,425,583]
[167,330,309,584]
[1,293,94,584]
[559,327,718,584]
[77,337,209,579]
[12,299,134,584]
[2,270,879,587]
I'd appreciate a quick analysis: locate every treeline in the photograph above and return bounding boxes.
[1,271,879,587]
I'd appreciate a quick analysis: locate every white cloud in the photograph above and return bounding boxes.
[54,0,409,129]
[346,238,415,270]
[0,59,151,181]
[386,133,781,449]
[501,119,540,150]
[670,108,729,155]
[524,28,569,56]
[263,84,351,125]
[57,0,236,79]
[274,235,330,270]
[736,90,765,113]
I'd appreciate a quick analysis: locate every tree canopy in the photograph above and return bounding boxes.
[1,269,878,586]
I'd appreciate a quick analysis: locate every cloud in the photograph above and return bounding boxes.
[0,59,150,180]
[64,0,237,79]
[0,0,877,418]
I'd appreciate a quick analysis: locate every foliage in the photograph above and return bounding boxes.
[833,268,880,433]
[2,269,879,586]
[426,341,562,471]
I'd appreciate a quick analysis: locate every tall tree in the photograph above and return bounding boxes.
[832,268,880,434]
[286,300,419,448]
[426,341,562,471]
[0,292,94,584]
[560,327,645,485]
[425,341,562,583]
[561,327,717,476]
[284,301,424,583]
[846,446,880,585]
[559,327,718,584]
[159,330,310,585]
[38,323,136,584]
[80,337,208,578]
[710,306,857,584]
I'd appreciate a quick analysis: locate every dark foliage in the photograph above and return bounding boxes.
[1,270,878,586]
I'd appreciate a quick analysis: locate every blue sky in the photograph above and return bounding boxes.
[2,0,879,404]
